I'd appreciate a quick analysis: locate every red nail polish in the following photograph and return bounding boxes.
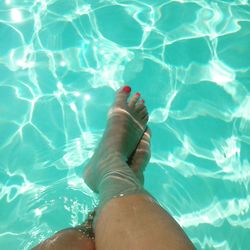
[122,86,131,93]
[136,92,140,97]
[141,99,145,103]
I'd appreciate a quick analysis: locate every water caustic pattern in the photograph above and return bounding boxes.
[0,0,249,249]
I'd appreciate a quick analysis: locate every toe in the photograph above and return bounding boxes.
[128,92,141,108]
[115,86,131,104]
[135,101,146,113]
[139,107,148,119]
[142,113,149,123]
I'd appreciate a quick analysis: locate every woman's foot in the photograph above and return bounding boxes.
[83,86,149,192]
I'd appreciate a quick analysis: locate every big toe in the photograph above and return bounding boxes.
[114,86,131,105]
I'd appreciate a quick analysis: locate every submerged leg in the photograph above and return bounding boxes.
[32,86,150,250]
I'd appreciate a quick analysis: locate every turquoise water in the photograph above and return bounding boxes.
[0,0,250,249]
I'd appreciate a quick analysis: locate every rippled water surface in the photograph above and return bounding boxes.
[0,0,250,249]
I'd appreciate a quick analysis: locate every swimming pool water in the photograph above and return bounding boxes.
[0,0,250,249]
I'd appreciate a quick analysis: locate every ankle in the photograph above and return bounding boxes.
[97,165,144,205]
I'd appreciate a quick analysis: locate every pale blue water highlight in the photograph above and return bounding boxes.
[0,0,250,249]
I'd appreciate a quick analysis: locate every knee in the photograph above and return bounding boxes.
[32,229,95,250]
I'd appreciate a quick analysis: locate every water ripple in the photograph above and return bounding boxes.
[0,0,249,249]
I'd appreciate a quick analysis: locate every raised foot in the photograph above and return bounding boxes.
[83,86,149,192]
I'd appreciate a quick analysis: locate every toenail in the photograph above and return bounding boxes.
[122,86,131,93]
[141,99,145,103]
[135,92,140,97]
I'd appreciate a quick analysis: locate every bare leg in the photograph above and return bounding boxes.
[32,228,95,250]
[92,153,195,250]
[31,210,96,250]
[83,86,195,250]
[95,194,194,250]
